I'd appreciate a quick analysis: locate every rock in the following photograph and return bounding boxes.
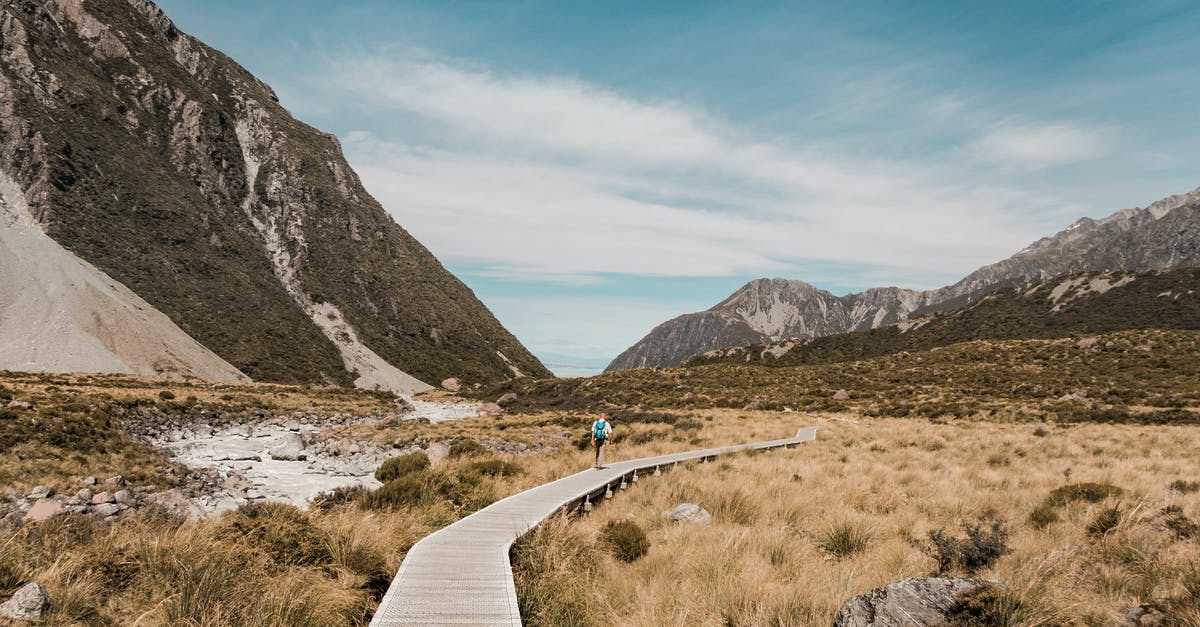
[6,400,32,410]
[75,488,93,502]
[833,389,850,401]
[1057,392,1088,403]
[82,476,97,486]
[1076,337,1100,349]
[27,486,53,500]
[104,475,125,488]
[661,503,711,526]
[90,492,114,505]
[0,582,50,621]
[834,577,1006,627]
[477,402,502,416]
[113,490,135,506]
[93,503,121,517]
[441,378,461,392]
[215,454,262,462]
[394,396,415,413]
[425,441,451,465]
[1117,604,1167,626]
[496,392,519,407]
[22,499,63,523]
[269,433,306,461]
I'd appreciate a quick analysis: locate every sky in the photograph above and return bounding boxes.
[157,0,1200,376]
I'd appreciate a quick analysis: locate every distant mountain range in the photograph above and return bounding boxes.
[0,0,550,391]
[607,186,1200,371]
[687,267,1200,368]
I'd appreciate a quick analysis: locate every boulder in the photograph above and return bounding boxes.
[833,389,850,401]
[661,503,711,526]
[1076,337,1101,350]
[477,402,502,416]
[93,503,121,518]
[834,577,1006,627]
[496,392,519,407]
[0,582,50,621]
[113,490,135,506]
[22,499,63,523]
[269,433,306,461]
[27,486,53,500]
[91,492,114,505]
[75,488,93,503]
[441,378,461,392]
[104,475,125,488]
[6,400,32,410]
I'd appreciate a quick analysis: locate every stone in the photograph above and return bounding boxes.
[425,441,451,466]
[0,582,50,621]
[90,492,114,505]
[834,577,1006,627]
[1076,337,1100,350]
[104,475,125,488]
[27,486,53,500]
[661,503,711,526]
[477,402,502,416]
[82,477,97,486]
[93,503,121,517]
[22,499,63,523]
[113,490,135,506]
[1117,604,1167,626]
[6,400,32,410]
[75,488,93,502]
[833,389,850,401]
[440,377,461,392]
[496,392,519,407]
[268,433,306,461]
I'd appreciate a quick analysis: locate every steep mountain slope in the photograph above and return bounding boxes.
[0,0,550,390]
[688,268,1200,368]
[1,170,248,381]
[609,186,1200,370]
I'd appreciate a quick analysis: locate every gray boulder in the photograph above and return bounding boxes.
[661,503,712,526]
[0,582,50,621]
[834,577,1006,627]
[269,433,306,461]
[833,389,850,401]
[1117,604,1167,627]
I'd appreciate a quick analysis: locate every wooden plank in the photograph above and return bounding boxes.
[371,427,819,626]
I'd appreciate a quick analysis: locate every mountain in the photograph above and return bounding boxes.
[688,268,1200,368]
[607,186,1200,371]
[0,0,550,391]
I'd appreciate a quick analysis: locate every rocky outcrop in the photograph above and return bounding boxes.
[0,0,549,390]
[610,187,1200,370]
[0,582,50,621]
[834,577,1006,627]
[661,503,711,526]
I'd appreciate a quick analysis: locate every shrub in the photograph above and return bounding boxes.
[310,485,368,511]
[1169,480,1200,494]
[1044,482,1123,507]
[361,474,438,510]
[375,452,430,482]
[222,502,330,567]
[1158,505,1199,540]
[1028,503,1060,529]
[922,519,1010,575]
[463,459,523,478]
[157,390,176,400]
[1086,506,1122,538]
[1032,426,1048,437]
[448,439,486,458]
[946,583,1022,626]
[818,522,872,559]
[599,519,649,563]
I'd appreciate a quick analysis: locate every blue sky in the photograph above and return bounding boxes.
[158,0,1200,376]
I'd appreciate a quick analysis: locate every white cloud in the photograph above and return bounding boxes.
[319,51,1084,287]
[970,122,1110,170]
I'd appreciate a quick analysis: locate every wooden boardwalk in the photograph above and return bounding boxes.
[370,427,819,626]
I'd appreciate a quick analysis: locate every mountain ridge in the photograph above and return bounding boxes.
[607,185,1200,371]
[0,0,551,390]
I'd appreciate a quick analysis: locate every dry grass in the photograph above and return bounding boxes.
[513,417,1200,626]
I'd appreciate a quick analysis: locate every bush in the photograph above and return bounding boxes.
[157,390,176,400]
[1028,503,1060,529]
[1086,506,1122,538]
[946,583,1022,626]
[361,473,441,510]
[310,485,368,511]
[448,439,486,458]
[922,519,1010,575]
[1169,480,1200,494]
[599,519,649,563]
[375,452,430,482]
[818,522,872,559]
[221,502,330,567]
[463,459,523,478]
[1045,482,1123,507]
[1158,505,1199,540]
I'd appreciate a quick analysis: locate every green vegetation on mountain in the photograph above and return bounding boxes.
[686,268,1200,369]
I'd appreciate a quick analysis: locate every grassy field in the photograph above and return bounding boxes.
[2,327,1199,625]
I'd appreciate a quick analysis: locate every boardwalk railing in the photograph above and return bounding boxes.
[371,427,820,626]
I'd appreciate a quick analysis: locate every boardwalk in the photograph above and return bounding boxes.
[370,427,819,626]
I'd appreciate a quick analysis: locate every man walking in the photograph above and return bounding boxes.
[591,412,613,469]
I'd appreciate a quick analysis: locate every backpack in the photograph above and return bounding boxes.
[593,419,608,441]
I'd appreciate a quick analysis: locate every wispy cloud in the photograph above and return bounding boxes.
[969,121,1111,170]
[319,50,1085,287]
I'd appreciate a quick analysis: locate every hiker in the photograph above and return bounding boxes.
[591,412,613,469]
